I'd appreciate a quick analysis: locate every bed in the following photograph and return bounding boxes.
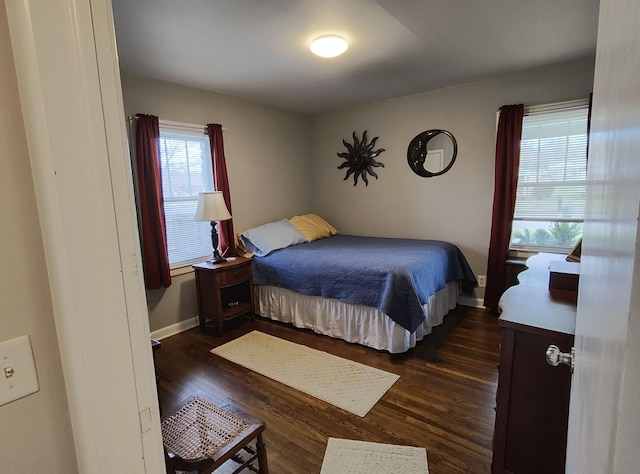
[238,215,477,353]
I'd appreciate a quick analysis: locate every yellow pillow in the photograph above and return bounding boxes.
[302,214,338,236]
[288,214,338,242]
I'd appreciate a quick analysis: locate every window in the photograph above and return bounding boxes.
[158,121,214,268]
[510,101,589,252]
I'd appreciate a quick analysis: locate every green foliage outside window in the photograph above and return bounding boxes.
[512,222,582,249]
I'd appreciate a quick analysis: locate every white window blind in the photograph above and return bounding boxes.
[510,101,589,250]
[158,121,214,268]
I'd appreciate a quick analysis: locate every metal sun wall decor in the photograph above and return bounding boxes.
[337,130,385,186]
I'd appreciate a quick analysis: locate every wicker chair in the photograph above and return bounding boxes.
[161,391,269,474]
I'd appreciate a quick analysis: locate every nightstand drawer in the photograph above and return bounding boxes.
[216,263,251,287]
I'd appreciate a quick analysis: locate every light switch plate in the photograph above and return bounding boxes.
[0,335,40,406]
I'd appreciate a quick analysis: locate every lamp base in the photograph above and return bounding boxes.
[206,255,227,265]
[207,222,227,265]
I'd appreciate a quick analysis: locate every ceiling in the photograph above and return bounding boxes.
[111,0,599,115]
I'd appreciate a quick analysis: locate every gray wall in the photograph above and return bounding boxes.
[121,74,314,331]
[311,58,595,302]
[0,3,78,472]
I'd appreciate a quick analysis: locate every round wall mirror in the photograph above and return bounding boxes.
[407,129,458,177]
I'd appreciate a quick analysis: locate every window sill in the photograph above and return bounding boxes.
[509,248,569,260]
[169,256,212,277]
[509,249,536,260]
[170,265,196,278]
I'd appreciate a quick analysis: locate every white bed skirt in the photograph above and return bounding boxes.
[255,282,458,353]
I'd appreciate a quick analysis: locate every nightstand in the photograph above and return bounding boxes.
[192,257,255,335]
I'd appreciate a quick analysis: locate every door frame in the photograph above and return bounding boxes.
[5,0,165,471]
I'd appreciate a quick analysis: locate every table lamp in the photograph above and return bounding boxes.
[194,191,232,264]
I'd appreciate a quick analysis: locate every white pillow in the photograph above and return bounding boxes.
[240,219,307,257]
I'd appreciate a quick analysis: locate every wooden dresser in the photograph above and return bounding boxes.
[492,253,577,474]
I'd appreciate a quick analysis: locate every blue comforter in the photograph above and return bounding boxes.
[251,235,477,332]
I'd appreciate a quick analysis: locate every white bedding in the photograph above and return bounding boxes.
[255,282,458,353]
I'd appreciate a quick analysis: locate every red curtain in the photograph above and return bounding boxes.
[135,114,171,289]
[484,104,524,314]
[207,124,236,257]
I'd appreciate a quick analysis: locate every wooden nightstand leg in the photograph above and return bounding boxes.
[216,317,223,335]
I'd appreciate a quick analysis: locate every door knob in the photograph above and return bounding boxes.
[546,345,575,373]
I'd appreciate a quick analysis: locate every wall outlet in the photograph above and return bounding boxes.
[477,275,487,288]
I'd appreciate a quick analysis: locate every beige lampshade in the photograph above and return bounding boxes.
[194,191,232,222]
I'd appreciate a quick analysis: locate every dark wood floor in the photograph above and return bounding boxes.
[155,305,500,474]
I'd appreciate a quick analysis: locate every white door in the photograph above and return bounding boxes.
[565,0,640,471]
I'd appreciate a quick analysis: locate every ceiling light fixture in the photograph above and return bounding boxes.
[310,35,349,58]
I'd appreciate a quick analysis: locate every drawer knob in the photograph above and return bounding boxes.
[545,345,575,373]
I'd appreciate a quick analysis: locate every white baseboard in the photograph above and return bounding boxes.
[151,316,199,340]
[458,296,486,309]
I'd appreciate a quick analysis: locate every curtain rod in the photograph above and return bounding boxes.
[126,115,227,132]
[496,98,589,114]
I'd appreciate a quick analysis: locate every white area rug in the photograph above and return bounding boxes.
[321,438,429,474]
[211,331,399,417]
